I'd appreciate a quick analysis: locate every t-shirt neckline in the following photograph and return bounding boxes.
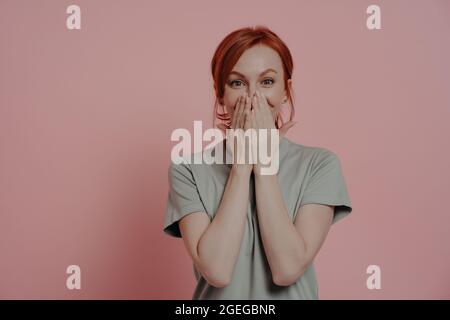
[223,134,290,168]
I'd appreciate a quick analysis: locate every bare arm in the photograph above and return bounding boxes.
[179,168,250,287]
[254,173,334,286]
[179,93,253,288]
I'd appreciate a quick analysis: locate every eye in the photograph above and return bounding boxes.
[228,80,245,88]
[261,78,274,86]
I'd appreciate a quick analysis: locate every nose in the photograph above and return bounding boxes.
[247,84,257,98]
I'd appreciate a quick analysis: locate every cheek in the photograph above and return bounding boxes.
[223,91,242,111]
[262,91,283,108]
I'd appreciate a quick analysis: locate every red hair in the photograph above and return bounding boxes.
[211,25,295,131]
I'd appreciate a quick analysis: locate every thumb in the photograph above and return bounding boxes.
[217,123,229,133]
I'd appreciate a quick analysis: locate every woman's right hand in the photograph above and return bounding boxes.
[226,93,253,177]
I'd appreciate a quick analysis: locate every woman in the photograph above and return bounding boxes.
[164,26,352,299]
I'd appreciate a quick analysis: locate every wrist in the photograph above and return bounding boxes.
[253,167,278,179]
[230,165,252,179]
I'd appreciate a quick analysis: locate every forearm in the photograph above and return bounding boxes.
[197,168,250,285]
[254,174,308,286]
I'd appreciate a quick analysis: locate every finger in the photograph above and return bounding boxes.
[244,95,251,127]
[235,96,247,162]
[228,97,243,152]
[245,94,251,111]
[243,112,249,131]
[252,92,259,111]
[234,95,246,130]
[231,96,243,129]
[233,95,242,129]
[256,90,264,105]
[256,91,274,130]
[230,96,239,129]
[251,108,257,129]
[250,109,258,162]
[252,93,262,128]
[237,94,247,129]
[217,123,227,132]
[255,90,262,105]
[243,108,251,130]
[256,90,270,114]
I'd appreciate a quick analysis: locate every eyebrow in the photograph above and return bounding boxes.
[228,68,277,78]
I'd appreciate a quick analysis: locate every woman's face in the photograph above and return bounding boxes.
[222,44,291,123]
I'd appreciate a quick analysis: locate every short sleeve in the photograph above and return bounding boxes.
[163,161,207,238]
[300,149,353,225]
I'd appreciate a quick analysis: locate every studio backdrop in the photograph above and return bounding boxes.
[1,0,449,299]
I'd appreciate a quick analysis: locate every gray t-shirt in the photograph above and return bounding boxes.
[163,136,352,299]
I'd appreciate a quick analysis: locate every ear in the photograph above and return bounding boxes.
[283,79,293,103]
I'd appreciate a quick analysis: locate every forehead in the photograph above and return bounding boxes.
[231,44,284,75]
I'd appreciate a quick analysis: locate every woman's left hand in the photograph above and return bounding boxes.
[249,90,296,176]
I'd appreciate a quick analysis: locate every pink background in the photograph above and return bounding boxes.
[1,0,449,299]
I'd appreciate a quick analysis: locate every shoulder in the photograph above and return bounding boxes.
[168,145,218,182]
[168,155,195,184]
[284,137,341,165]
